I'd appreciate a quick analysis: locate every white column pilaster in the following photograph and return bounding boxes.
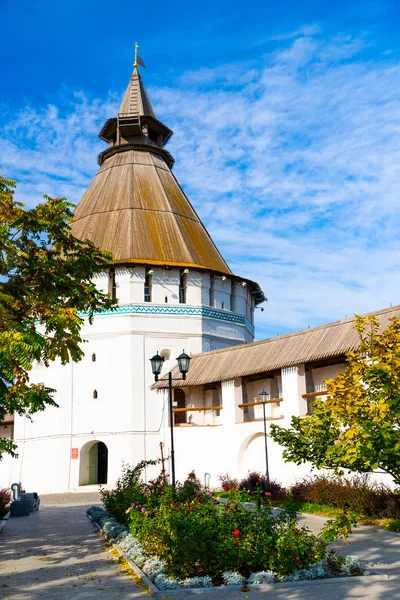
[281,364,307,417]
[221,378,243,425]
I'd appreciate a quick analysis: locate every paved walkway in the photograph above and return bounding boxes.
[0,503,147,599]
[0,498,399,599]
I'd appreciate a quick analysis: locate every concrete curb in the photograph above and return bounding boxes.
[0,511,11,534]
[88,515,388,598]
[89,518,159,595]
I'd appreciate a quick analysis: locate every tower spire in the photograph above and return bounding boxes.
[133,41,146,74]
[133,41,139,74]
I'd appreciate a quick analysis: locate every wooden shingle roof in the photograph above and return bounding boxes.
[71,65,265,283]
[71,148,233,274]
[154,305,400,387]
[118,71,156,117]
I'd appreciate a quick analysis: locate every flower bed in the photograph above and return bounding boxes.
[87,505,369,590]
[90,463,371,591]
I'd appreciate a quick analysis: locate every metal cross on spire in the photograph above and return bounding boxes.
[133,42,146,74]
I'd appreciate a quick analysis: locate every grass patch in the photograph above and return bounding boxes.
[277,501,400,533]
[360,517,400,533]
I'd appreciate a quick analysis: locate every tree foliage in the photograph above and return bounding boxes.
[0,176,115,454]
[270,315,400,484]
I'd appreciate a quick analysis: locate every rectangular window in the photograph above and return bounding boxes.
[108,268,117,301]
[144,268,152,302]
[209,274,215,307]
[179,270,187,304]
[230,281,236,312]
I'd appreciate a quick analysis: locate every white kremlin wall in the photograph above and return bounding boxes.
[1,266,255,492]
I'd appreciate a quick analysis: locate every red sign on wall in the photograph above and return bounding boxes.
[71,448,79,459]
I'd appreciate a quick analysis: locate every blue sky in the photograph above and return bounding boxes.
[1,0,400,339]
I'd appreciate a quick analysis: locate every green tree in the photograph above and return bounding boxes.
[0,176,115,455]
[270,315,400,484]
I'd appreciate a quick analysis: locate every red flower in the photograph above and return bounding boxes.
[294,528,300,536]
[233,529,240,538]
[234,541,239,547]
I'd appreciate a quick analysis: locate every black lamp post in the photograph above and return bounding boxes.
[150,350,191,492]
[259,389,270,485]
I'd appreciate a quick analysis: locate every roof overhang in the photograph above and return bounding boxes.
[98,142,175,169]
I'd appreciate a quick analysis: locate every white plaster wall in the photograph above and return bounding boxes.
[213,277,231,310]
[2,263,257,493]
[186,272,203,305]
[234,283,248,316]
[281,365,307,417]
[115,267,145,304]
[201,273,211,306]
[171,418,312,489]
[311,364,345,390]
[151,268,180,304]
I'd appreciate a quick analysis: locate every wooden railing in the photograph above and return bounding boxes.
[238,397,283,408]
[301,390,328,399]
[172,406,222,413]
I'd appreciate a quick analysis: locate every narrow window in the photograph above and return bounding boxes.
[230,281,237,312]
[144,268,152,302]
[209,274,215,307]
[179,270,187,304]
[108,268,117,301]
[174,389,186,425]
[93,390,98,399]
[92,353,96,362]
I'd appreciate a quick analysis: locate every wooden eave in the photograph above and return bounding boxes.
[99,118,117,142]
[140,115,173,145]
[154,304,400,388]
[98,143,174,168]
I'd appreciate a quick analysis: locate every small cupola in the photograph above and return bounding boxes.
[99,43,172,149]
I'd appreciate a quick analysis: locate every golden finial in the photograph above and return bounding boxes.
[133,42,146,74]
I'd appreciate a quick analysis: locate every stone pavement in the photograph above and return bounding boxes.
[39,492,102,507]
[0,502,147,599]
[0,496,399,599]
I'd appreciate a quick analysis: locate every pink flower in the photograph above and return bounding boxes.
[265,492,271,497]
[193,488,198,493]
[141,507,146,512]
[233,529,240,538]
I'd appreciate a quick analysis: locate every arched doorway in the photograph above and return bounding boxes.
[79,441,108,485]
[174,389,186,425]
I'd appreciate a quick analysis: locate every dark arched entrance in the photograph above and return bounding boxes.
[174,389,186,425]
[97,442,108,484]
[79,440,108,485]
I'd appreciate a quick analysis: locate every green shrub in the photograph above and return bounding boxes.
[218,473,239,492]
[92,461,369,587]
[126,484,325,580]
[100,458,161,525]
[239,472,286,501]
[290,474,400,518]
[0,488,11,519]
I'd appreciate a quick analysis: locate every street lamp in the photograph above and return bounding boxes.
[259,389,270,485]
[150,350,192,491]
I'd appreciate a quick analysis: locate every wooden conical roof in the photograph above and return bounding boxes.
[72,148,232,273]
[71,67,232,274]
[118,71,156,117]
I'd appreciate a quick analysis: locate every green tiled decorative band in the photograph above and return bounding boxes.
[80,304,254,333]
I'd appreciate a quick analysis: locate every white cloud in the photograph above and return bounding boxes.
[1,29,400,339]
[255,24,321,44]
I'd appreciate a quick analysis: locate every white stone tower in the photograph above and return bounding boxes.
[6,58,264,493]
